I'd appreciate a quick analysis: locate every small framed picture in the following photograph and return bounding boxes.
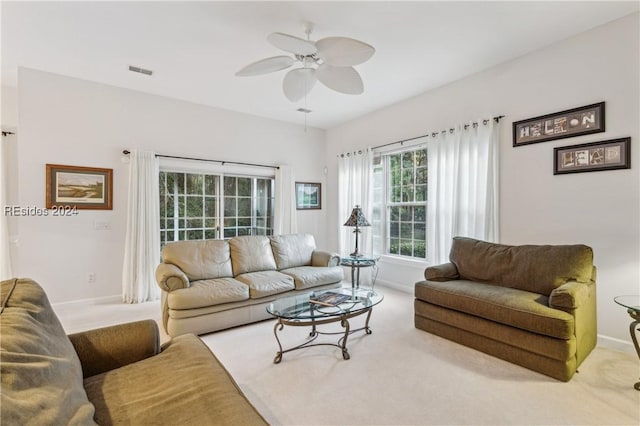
[554,137,630,175]
[46,164,113,209]
[295,182,321,210]
[513,102,605,147]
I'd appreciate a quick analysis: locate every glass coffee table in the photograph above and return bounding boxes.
[266,287,383,363]
[614,295,640,390]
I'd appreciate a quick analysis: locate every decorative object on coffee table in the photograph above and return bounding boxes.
[613,295,640,390]
[344,205,370,257]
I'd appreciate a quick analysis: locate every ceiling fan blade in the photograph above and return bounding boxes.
[282,68,317,102]
[235,56,295,76]
[316,37,375,67]
[316,64,364,95]
[268,32,317,56]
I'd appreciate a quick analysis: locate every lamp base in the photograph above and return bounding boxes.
[349,250,364,258]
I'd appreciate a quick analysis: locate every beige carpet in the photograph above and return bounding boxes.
[200,287,640,426]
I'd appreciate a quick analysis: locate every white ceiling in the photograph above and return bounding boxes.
[2,1,638,129]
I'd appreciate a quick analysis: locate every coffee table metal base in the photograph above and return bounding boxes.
[272,308,373,363]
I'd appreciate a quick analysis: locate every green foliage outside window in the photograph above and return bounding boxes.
[159,171,274,249]
[384,148,427,259]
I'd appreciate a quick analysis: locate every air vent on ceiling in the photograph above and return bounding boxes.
[296,108,312,114]
[128,65,153,76]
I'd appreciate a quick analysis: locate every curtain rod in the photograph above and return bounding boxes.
[371,115,505,151]
[1,131,15,137]
[122,150,279,170]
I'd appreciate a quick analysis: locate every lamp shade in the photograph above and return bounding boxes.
[344,205,370,227]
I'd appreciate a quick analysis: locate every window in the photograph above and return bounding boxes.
[159,171,274,248]
[373,147,427,259]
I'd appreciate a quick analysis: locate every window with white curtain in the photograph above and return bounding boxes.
[373,146,428,259]
[159,171,274,249]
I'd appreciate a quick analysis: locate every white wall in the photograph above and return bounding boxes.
[14,68,328,303]
[325,13,640,344]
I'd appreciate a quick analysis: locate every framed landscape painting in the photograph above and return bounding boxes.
[46,164,113,209]
[295,182,321,210]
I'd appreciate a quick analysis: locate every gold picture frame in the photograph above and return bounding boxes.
[46,164,113,210]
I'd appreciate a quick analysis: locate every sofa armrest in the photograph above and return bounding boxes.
[424,262,460,281]
[68,320,161,378]
[312,250,340,267]
[549,280,593,310]
[156,263,190,292]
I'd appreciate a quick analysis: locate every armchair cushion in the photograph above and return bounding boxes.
[162,239,233,281]
[0,279,96,425]
[449,237,594,295]
[415,279,575,339]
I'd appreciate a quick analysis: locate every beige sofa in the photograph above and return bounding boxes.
[414,237,597,381]
[156,233,343,336]
[0,278,267,425]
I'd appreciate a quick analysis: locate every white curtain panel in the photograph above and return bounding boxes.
[274,165,297,235]
[122,150,161,303]
[338,148,373,255]
[427,120,500,264]
[0,137,12,280]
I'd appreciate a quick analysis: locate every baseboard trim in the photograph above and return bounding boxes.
[52,294,122,309]
[597,334,635,355]
[376,278,413,294]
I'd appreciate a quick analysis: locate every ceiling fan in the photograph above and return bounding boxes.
[235,25,375,102]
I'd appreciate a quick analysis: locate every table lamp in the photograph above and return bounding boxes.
[344,205,370,257]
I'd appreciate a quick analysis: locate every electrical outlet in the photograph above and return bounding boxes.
[87,273,96,283]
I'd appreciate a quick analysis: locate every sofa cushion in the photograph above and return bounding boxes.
[83,334,267,425]
[235,270,295,298]
[230,235,278,275]
[449,237,594,296]
[415,279,575,339]
[281,266,344,290]
[270,233,316,269]
[168,278,249,310]
[0,279,97,425]
[162,239,233,281]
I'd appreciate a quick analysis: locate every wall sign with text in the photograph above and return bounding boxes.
[513,102,605,147]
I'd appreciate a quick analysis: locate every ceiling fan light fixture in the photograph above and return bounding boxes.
[283,67,317,102]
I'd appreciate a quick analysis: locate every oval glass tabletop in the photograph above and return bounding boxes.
[267,287,383,321]
[614,295,640,312]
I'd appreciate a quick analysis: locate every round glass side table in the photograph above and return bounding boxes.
[614,295,640,390]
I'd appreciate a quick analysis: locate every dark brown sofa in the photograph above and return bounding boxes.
[0,278,267,425]
[414,237,597,381]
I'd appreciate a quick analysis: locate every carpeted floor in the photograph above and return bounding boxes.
[55,286,639,425]
[199,287,640,426]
